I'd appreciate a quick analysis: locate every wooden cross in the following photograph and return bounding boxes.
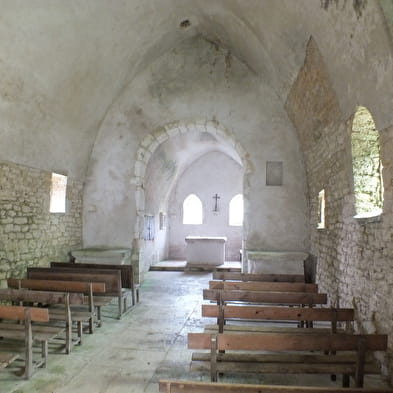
[213,194,220,212]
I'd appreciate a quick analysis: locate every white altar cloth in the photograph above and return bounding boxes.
[185,236,227,267]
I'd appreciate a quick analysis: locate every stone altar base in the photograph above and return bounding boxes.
[185,236,227,268]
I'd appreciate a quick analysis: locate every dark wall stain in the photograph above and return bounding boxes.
[320,0,367,19]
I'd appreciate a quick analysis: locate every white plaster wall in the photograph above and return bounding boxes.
[84,36,309,269]
[168,151,243,261]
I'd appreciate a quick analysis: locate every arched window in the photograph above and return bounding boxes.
[183,194,203,224]
[351,106,383,217]
[229,194,243,226]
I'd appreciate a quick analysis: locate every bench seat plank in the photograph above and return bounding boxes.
[212,272,305,282]
[0,324,64,342]
[188,333,387,351]
[190,360,380,375]
[203,289,327,305]
[202,305,354,321]
[159,380,393,393]
[191,352,375,364]
[209,281,318,292]
[203,325,342,335]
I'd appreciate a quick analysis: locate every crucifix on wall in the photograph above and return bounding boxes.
[213,193,220,212]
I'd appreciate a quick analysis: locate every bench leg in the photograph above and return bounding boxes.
[24,315,33,380]
[66,321,72,354]
[118,295,122,319]
[41,341,48,368]
[77,322,83,345]
[96,306,102,327]
[342,374,350,387]
[210,335,217,382]
[123,295,127,313]
[89,316,94,334]
[131,287,136,306]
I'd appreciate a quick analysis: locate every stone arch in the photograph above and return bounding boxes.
[131,120,251,271]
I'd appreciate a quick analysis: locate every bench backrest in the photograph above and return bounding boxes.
[51,261,133,289]
[26,267,120,294]
[188,332,388,352]
[158,379,393,393]
[8,278,105,295]
[0,287,84,305]
[203,289,327,305]
[0,305,49,322]
[212,272,305,282]
[202,304,354,322]
[209,280,318,292]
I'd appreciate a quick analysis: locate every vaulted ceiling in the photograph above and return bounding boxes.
[0,0,392,179]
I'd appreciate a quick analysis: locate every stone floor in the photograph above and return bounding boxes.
[0,271,390,393]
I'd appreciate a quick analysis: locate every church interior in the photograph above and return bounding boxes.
[1,0,393,392]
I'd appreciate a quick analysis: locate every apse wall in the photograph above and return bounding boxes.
[83,35,309,274]
[167,151,243,261]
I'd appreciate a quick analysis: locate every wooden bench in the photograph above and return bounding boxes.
[212,272,305,283]
[203,289,328,307]
[202,304,354,334]
[51,261,139,306]
[8,278,105,340]
[26,267,124,319]
[0,287,84,354]
[208,280,318,293]
[188,332,388,387]
[159,379,393,393]
[0,305,50,379]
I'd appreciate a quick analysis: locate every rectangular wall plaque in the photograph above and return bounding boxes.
[266,161,283,186]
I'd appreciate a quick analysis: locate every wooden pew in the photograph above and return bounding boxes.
[203,289,328,307]
[188,332,388,387]
[202,304,354,334]
[158,379,393,393]
[26,267,124,319]
[208,281,318,293]
[0,305,49,379]
[212,272,305,283]
[51,261,139,306]
[0,287,84,354]
[8,278,105,340]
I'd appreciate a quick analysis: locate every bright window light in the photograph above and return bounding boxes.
[50,173,67,213]
[229,194,243,226]
[183,194,203,225]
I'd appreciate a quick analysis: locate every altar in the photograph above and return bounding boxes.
[185,236,227,268]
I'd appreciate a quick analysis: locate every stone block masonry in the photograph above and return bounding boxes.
[0,161,82,286]
[286,37,393,382]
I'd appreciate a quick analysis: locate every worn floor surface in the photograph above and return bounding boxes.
[0,271,390,393]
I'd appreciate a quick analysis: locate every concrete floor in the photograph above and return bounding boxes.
[0,271,390,393]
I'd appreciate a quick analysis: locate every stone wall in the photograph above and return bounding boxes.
[286,37,393,381]
[0,161,83,286]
